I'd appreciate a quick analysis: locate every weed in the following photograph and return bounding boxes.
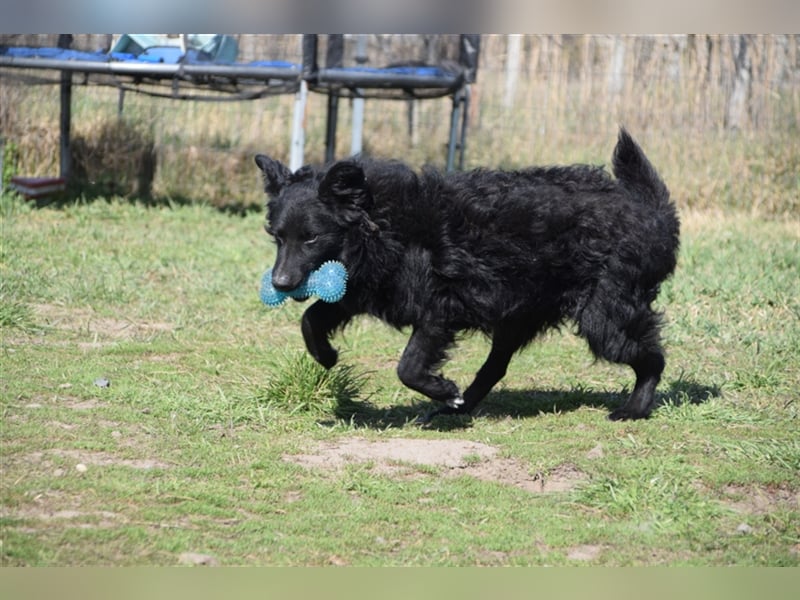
[255,351,369,418]
[0,296,35,331]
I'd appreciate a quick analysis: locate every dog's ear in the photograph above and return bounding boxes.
[255,155,292,196]
[318,161,373,211]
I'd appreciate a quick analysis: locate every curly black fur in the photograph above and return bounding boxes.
[255,128,680,421]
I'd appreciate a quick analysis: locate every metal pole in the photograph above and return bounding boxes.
[350,35,367,157]
[289,80,307,171]
[59,70,72,181]
[57,35,72,182]
[325,94,338,163]
[117,88,125,118]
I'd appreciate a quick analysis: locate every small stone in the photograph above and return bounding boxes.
[75,463,88,473]
[93,377,111,388]
[111,430,122,439]
[53,468,65,477]
[586,443,604,460]
[736,522,753,534]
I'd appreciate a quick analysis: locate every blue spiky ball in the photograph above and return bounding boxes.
[260,260,348,306]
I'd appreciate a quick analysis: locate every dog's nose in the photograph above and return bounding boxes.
[272,272,298,292]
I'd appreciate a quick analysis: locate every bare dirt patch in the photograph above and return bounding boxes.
[64,399,108,410]
[8,507,123,530]
[1,489,125,531]
[567,544,604,561]
[19,449,170,471]
[720,483,800,515]
[32,303,174,343]
[284,438,587,493]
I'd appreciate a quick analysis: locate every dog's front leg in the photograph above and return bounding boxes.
[418,323,530,423]
[301,300,349,369]
[397,326,463,408]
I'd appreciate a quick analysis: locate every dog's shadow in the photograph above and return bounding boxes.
[327,378,721,431]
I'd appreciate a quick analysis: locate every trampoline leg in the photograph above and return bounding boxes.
[446,91,463,172]
[59,70,72,181]
[458,85,471,171]
[325,94,339,164]
[289,80,307,172]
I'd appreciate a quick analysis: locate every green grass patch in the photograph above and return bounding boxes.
[255,351,369,418]
[1,196,798,566]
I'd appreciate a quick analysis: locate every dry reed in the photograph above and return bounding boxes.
[1,34,797,215]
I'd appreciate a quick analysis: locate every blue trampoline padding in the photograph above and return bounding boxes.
[249,60,300,70]
[327,65,454,77]
[108,52,138,61]
[139,46,185,63]
[4,47,110,61]
[1,46,301,70]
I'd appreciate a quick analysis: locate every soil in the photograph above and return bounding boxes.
[284,437,588,493]
[31,302,174,345]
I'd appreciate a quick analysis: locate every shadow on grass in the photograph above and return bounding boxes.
[18,188,263,217]
[326,377,722,431]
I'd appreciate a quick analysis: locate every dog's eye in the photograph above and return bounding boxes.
[305,236,319,246]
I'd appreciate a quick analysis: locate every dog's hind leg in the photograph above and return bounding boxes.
[579,294,666,420]
[301,300,350,369]
[397,325,462,408]
[609,351,665,421]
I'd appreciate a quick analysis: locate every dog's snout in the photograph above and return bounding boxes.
[271,271,298,292]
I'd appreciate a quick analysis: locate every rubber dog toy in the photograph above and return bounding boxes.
[260,260,348,306]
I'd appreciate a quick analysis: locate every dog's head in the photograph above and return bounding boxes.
[255,155,373,292]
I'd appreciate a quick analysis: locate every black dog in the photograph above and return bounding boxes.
[255,128,679,421]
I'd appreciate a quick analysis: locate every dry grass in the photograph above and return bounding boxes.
[70,119,156,198]
[1,35,797,214]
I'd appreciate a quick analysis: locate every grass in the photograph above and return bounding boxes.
[1,191,798,566]
[255,351,369,418]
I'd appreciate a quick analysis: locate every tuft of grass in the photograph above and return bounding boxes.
[256,351,368,417]
[0,296,35,331]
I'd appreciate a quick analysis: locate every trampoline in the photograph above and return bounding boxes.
[0,34,307,187]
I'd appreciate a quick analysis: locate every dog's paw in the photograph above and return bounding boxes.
[608,407,649,421]
[415,404,462,427]
[314,347,338,370]
[446,395,465,409]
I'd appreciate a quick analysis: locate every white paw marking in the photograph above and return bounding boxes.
[446,395,465,408]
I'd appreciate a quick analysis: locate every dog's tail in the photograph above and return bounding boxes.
[612,128,672,212]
